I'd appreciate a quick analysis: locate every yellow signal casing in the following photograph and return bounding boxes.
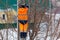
[18,7,28,20]
[18,7,28,32]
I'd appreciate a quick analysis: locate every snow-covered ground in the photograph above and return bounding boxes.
[0,28,18,40]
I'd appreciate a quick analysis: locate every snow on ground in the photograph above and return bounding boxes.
[57,38,60,40]
[26,32,30,40]
[0,28,18,40]
[55,14,60,20]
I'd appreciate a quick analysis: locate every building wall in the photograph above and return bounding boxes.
[0,9,17,23]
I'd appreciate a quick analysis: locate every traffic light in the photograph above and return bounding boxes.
[18,4,29,38]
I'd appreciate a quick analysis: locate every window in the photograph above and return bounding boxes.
[2,14,5,19]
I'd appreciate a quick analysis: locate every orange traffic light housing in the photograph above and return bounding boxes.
[18,7,28,20]
[18,7,28,32]
[18,4,29,38]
